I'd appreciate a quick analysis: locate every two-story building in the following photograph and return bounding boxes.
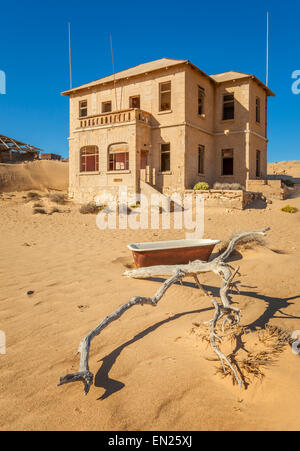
[62,58,274,202]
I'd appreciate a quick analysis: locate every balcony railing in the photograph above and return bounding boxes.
[79,108,151,129]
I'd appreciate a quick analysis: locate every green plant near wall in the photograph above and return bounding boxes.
[281,205,298,213]
[193,182,209,191]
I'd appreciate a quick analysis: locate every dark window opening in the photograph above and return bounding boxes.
[198,86,205,115]
[222,149,234,175]
[256,150,261,177]
[79,100,87,118]
[161,143,170,172]
[80,146,99,172]
[129,96,140,109]
[222,94,234,120]
[256,97,261,123]
[102,101,112,113]
[198,145,205,173]
[159,82,171,111]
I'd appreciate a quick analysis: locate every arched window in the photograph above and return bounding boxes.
[80,146,99,172]
[108,143,129,171]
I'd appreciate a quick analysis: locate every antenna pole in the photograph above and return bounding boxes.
[68,22,73,89]
[266,11,269,87]
[110,34,117,110]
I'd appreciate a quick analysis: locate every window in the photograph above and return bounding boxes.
[102,101,112,113]
[198,145,205,174]
[161,143,170,172]
[198,86,205,115]
[108,143,129,171]
[159,82,171,111]
[222,94,234,120]
[129,95,140,109]
[79,100,87,118]
[222,149,234,175]
[80,146,99,172]
[256,97,261,123]
[256,150,261,177]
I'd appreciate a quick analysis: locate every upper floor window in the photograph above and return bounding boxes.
[102,101,112,113]
[129,95,140,109]
[159,82,171,111]
[198,86,205,115]
[80,146,99,172]
[256,97,261,123]
[79,100,87,118]
[161,143,170,171]
[222,149,234,175]
[198,145,205,174]
[222,94,234,120]
[108,143,129,171]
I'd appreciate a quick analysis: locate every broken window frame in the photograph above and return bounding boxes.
[159,82,171,112]
[129,95,140,109]
[79,100,88,118]
[80,146,99,172]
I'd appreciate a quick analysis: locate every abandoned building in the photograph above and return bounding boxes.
[62,58,275,203]
[0,134,40,162]
[40,153,61,161]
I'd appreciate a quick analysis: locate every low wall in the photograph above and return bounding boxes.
[246,179,288,200]
[183,189,252,210]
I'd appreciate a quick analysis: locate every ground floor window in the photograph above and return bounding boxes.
[198,145,205,174]
[108,143,129,171]
[80,146,99,172]
[256,150,261,177]
[161,143,170,172]
[222,149,234,175]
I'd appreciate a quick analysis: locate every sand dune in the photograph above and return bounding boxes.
[0,162,300,431]
[0,160,68,192]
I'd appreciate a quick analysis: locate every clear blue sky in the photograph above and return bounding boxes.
[0,0,299,161]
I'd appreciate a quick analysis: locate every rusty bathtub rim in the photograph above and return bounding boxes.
[127,239,221,252]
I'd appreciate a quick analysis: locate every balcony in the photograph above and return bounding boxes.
[78,108,151,129]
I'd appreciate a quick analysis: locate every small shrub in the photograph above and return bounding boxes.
[281,205,298,214]
[282,179,295,188]
[33,202,44,208]
[49,193,67,205]
[27,192,40,200]
[193,182,209,191]
[79,202,102,214]
[33,207,47,215]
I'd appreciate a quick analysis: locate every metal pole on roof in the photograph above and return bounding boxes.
[68,22,73,89]
[266,11,269,87]
[110,34,117,110]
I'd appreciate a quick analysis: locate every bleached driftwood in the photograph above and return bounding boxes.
[58,227,269,394]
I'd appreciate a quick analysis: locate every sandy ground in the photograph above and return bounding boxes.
[0,163,300,431]
[0,160,68,192]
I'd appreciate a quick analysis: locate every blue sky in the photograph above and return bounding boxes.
[0,0,299,161]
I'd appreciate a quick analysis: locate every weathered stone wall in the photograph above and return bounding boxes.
[246,179,288,200]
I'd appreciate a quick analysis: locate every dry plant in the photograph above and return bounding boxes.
[49,193,67,205]
[218,233,266,254]
[26,192,40,201]
[33,207,47,215]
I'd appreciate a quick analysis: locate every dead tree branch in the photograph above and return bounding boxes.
[58,228,269,394]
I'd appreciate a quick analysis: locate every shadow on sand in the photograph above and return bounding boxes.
[94,278,300,400]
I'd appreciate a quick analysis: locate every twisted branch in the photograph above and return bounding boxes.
[58,228,269,394]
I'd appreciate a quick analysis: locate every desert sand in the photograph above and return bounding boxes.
[0,161,300,431]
